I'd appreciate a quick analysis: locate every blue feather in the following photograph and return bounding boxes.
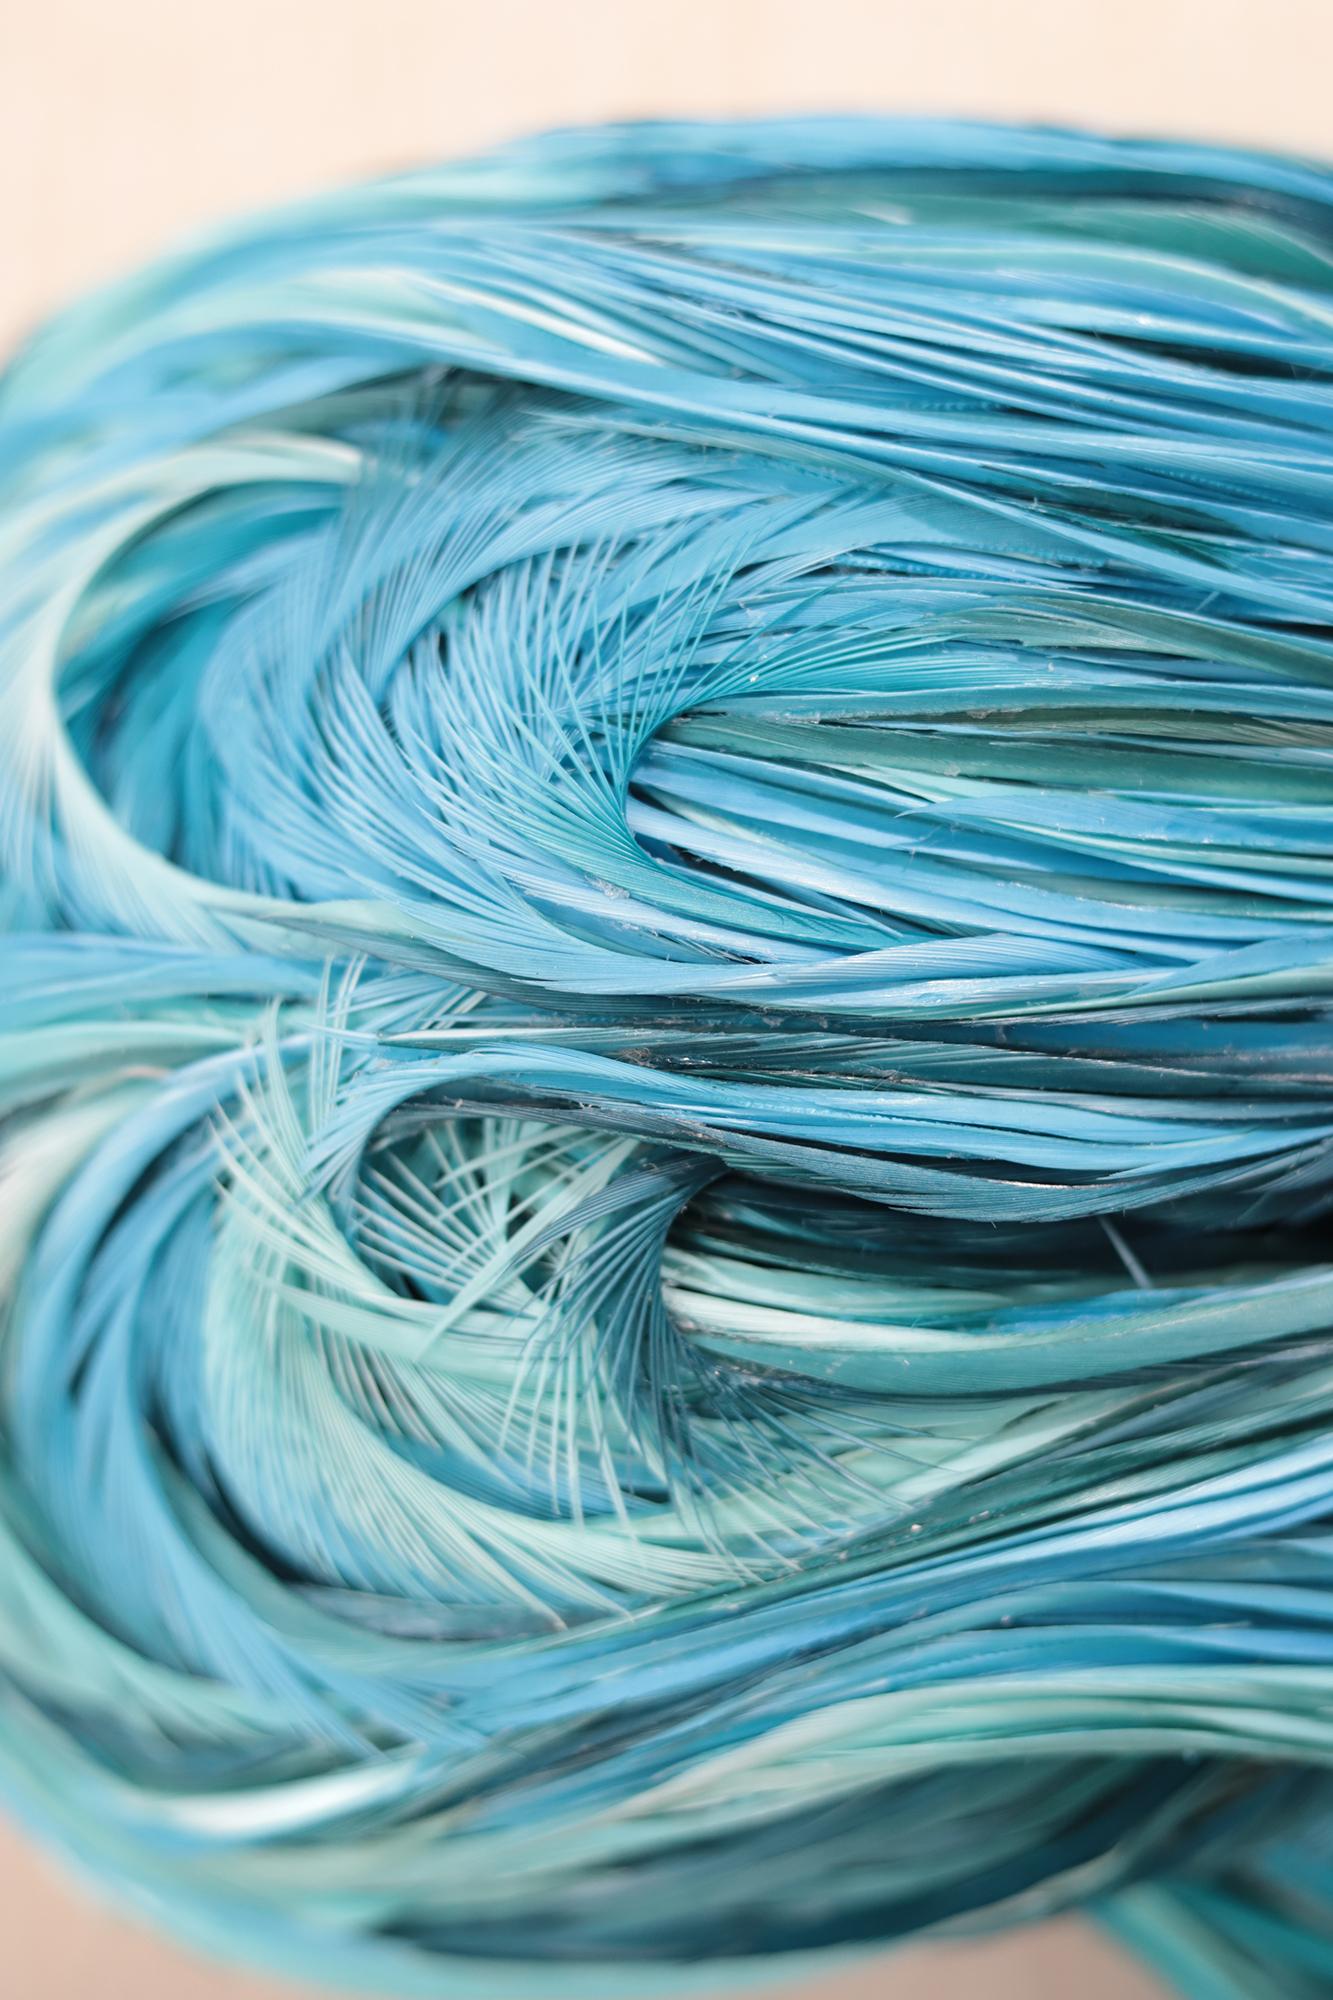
[4,119,1333,1998]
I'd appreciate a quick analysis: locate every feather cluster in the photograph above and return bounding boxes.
[3,120,1333,1998]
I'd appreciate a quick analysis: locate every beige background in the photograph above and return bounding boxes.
[2,0,1324,1992]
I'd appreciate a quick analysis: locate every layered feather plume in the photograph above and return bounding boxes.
[3,119,1333,1998]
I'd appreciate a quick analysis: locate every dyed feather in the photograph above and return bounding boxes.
[3,119,1333,1999]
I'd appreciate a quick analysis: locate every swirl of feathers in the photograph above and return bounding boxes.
[3,118,1333,1999]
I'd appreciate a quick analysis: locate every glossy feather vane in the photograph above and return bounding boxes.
[3,119,1333,1998]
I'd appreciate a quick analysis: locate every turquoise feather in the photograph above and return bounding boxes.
[3,119,1333,1998]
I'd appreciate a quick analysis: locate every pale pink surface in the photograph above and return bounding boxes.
[5,2,1316,1990]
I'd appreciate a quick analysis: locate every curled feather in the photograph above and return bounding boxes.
[3,119,1333,1999]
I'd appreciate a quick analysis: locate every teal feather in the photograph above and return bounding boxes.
[3,119,1333,1998]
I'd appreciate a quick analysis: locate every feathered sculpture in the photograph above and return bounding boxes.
[3,120,1333,1998]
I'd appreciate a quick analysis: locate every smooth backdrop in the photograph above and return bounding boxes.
[4,1,1324,1992]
